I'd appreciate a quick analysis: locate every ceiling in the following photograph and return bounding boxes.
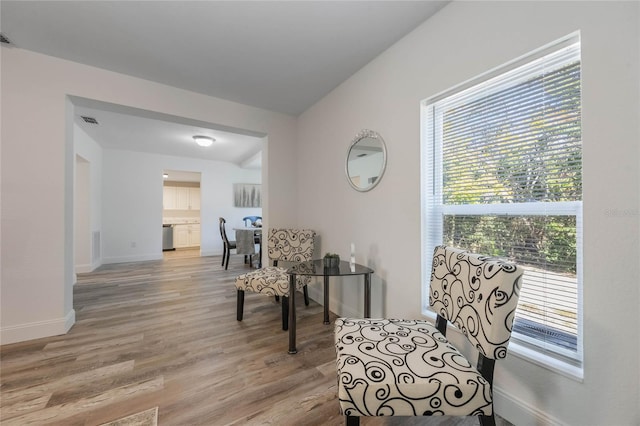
[71,96,265,168]
[1,1,448,169]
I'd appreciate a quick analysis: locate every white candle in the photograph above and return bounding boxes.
[350,243,356,271]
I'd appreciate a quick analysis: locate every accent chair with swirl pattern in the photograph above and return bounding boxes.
[235,229,316,330]
[334,245,524,426]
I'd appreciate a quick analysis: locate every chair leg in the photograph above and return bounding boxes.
[303,285,310,306]
[275,295,280,302]
[225,248,230,270]
[281,295,289,331]
[237,290,244,321]
[346,416,359,426]
[480,414,496,426]
[221,244,226,266]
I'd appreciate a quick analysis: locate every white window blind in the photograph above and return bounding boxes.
[421,37,582,364]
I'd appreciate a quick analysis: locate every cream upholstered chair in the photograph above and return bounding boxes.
[235,229,316,330]
[334,245,524,426]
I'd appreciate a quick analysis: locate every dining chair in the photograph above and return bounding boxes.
[242,215,262,248]
[235,228,315,330]
[219,217,251,270]
[334,245,524,426]
[242,215,262,227]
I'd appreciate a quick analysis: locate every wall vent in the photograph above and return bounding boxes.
[0,33,12,44]
[81,116,99,125]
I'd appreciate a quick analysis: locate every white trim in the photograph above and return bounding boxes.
[494,384,565,426]
[0,309,75,345]
[102,253,163,264]
[91,259,102,272]
[508,340,583,382]
[307,282,361,319]
[75,263,93,274]
[425,32,580,106]
[65,309,76,333]
[421,34,583,369]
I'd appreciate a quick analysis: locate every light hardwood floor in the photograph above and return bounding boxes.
[1,254,511,426]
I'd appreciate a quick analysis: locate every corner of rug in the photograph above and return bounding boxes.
[99,406,158,426]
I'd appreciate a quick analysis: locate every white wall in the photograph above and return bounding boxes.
[74,123,103,273]
[74,155,90,271]
[0,47,298,345]
[297,1,639,425]
[101,148,260,263]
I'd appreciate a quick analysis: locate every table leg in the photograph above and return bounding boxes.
[288,274,297,354]
[323,275,330,325]
[364,273,371,318]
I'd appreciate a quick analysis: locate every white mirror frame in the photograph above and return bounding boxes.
[345,129,387,192]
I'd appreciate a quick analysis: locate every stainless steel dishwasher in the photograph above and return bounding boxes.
[162,224,175,251]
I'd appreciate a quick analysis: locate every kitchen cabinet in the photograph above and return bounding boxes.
[175,187,200,210]
[189,224,201,246]
[174,225,189,248]
[173,224,201,248]
[163,186,177,210]
[189,188,201,210]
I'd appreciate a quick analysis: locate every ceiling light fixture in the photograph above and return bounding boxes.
[193,135,215,147]
[163,173,169,179]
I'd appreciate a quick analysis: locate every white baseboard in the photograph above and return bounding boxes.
[75,263,93,274]
[0,309,75,345]
[74,262,102,286]
[306,285,360,318]
[102,253,162,264]
[494,383,563,425]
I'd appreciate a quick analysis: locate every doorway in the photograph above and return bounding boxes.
[162,170,202,259]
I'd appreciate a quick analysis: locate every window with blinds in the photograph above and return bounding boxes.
[421,36,582,364]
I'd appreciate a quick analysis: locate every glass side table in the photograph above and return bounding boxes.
[286,259,373,354]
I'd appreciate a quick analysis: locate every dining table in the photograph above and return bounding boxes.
[233,227,262,268]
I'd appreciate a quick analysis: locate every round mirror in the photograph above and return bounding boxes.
[345,129,387,192]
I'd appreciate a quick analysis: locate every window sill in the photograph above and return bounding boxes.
[421,309,584,383]
[507,341,583,382]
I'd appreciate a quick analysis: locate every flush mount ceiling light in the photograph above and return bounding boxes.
[163,173,169,179]
[193,135,215,147]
